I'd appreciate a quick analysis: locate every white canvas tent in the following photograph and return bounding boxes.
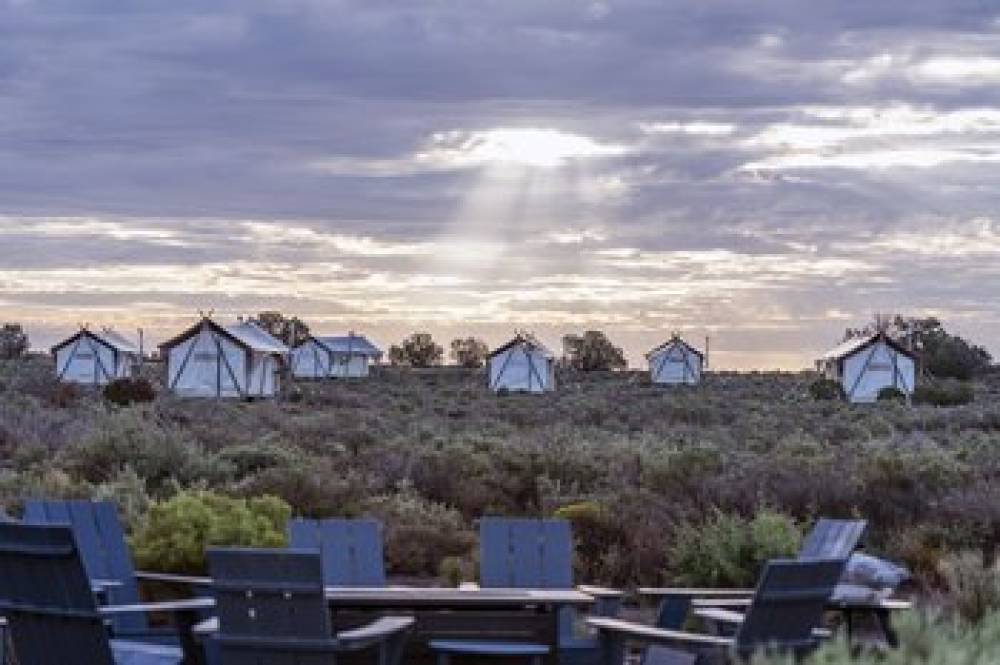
[52,328,140,386]
[646,335,704,385]
[817,332,916,403]
[290,333,382,379]
[160,318,289,398]
[487,333,556,393]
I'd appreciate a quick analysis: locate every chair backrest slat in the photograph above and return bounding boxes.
[209,548,332,663]
[735,558,846,659]
[0,523,115,665]
[799,519,867,560]
[479,517,573,589]
[288,518,386,587]
[24,499,146,634]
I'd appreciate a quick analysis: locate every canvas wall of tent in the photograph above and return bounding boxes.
[487,333,556,393]
[290,333,383,379]
[817,331,916,403]
[52,328,140,386]
[646,335,704,385]
[159,318,289,398]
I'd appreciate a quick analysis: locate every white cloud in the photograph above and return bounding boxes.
[640,121,737,136]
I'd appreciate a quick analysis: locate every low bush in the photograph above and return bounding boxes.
[914,380,975,407]
[103,378,156,406]
[809,378,844,401]
[762,610,1000,664]
[364,486,475,577]
[668,508,802,587]
[877,386,907,402]
[941,553,1000,624]
[131,491,290,574]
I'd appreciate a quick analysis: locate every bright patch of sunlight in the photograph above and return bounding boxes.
[423,128,628,169]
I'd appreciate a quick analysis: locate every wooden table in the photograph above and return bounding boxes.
[325,587,595,665]
[188,587,594,665]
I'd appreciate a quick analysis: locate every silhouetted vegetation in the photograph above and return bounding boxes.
[388,332,444,368]
[450,337,490,369]
[0,324,28,360]
[562,330,627,371]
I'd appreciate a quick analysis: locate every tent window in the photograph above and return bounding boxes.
[868,362,891,371]
[76,353,94,360]
[194,352,217,362]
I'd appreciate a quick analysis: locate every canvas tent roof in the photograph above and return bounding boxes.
[645,335,703,360]
[489,333,554,359]
[224,321,290,354]
[310,335,382,356]
[159,318,289,355]
[52,328,139,355]
[821,332,915,361]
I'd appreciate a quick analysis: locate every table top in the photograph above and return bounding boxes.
[323,586,594,607]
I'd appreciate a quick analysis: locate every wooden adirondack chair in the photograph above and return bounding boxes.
[650,518,867,630]
[287,517,387,586]
[23,498,210,640]
[473,517,623,665]
[589,558,847,665]
[0,522,184,665]
[207,548,413,665]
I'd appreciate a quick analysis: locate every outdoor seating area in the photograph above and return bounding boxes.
[0,500,913,665]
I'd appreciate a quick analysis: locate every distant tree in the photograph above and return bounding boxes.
[251,311,310,346]
[389,333,443,368]
[450,337,489,368]
[894,316,992,380]
[0,323,29,359]
[562,330,626,371]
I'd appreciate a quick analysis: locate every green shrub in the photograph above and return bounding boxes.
[364,486,475,577]
[760,610,1000,664]
[877,386,907,402]
[103,378,155,406]
[60,408,231,495]
[668,508,802,587]
[809,379,844,401]
[941,553,1000,624]
[914,380,975,407]
[131,490,290,574]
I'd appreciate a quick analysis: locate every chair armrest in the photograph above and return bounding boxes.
[336,615,415,651]
[100,598,215,615]
[693,608,744,625]
[193,617,218,636]
[135,570,212,586]
[586,616,733,648]
[577,585,624,599]
[691,598,751,609]
[639,587,754,598]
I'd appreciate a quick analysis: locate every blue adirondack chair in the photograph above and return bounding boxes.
[22,499,208,640]
[652,518,867,630]
[473,517,622,665]
[589,558,847,665]
[287,517,386,586]
[207,548,413,665]
[0,522,183,665]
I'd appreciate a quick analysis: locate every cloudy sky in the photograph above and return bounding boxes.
[2,0,1000,368]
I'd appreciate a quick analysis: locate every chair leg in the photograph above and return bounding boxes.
[437,653,450,665]
[532,656,543,665]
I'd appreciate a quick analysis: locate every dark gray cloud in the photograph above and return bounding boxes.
[1,0,999,366]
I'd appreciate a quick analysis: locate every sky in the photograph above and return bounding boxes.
[2,0,1000,369]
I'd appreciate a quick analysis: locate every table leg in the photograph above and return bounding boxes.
[875,609,899,649]
[175,609,206,665]
[655,596,692,630]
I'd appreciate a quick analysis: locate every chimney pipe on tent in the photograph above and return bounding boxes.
[705,335,710,370]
